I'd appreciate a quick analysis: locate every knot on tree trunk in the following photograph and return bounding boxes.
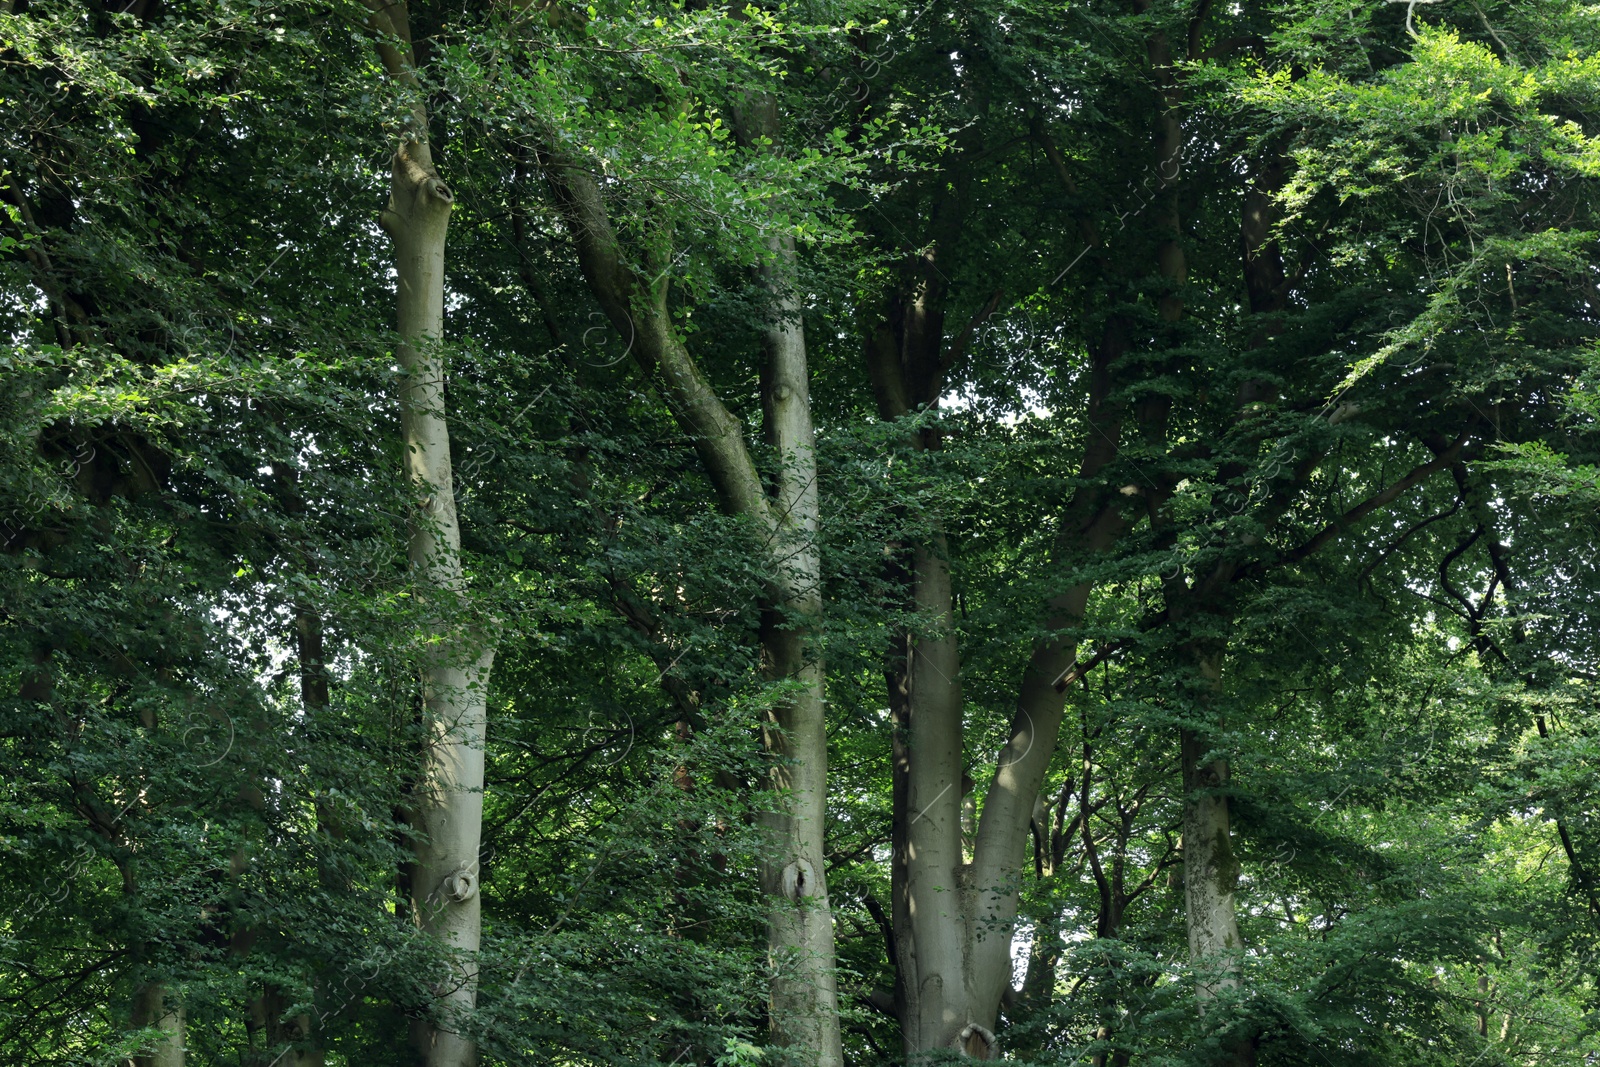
[952,1022,998,1059]
[441,865,478,903]
[423,177,453,205]
[780,857,817,900]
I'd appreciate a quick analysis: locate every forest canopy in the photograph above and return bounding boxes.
[3,0,1600,1065]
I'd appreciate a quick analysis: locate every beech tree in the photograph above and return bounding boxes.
[4,1,1600,1066]
[365,2,498,1064]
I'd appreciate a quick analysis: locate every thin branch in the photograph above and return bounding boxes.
[1355,497,1463,586]
[937,288,1005,380]
[863,891,897,971]
[1283,432,1469,566]
[1052,640,1127,693]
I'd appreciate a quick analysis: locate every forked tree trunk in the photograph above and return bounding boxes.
[548,156,842,1066]
[863,248,994,1058]
[867,300,980,1054]
[868,269,1127,1058]
[890,575,1120,1057]
[367,6,495,1064]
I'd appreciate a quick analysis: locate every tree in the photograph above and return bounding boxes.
[364,2,497,1062]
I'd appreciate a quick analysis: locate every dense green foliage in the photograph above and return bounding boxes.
[3,0,1600,1064]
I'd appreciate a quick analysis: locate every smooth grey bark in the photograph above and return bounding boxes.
[964,493,1125,1035]
[757,230,844,1067]
[898,537,970,1054]
[132,984,185,1067]
[864,246,1003,1058]
[1180,722,1243,1002]
[744,93,840,1052]
[860,126,1164,1058]
[549,159,842,1067]
[1156,634,1252,1067]
[865,278,1007,1058]
[1176,654,1243,1012]
[366,6,495,1065]
[867,263,1127,1057]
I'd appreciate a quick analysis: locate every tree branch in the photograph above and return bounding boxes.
[546,160,771,526]
[937,288,1004,381]
[1282,431,1469,566]
[1051,640,1126,693]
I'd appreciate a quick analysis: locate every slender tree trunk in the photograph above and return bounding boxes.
[1179,727,1242,995]
[756,228,844,1067]
[387,151,495,1067]
[18,649,187,1067]
[22,649,189,1067]
[1132,15,1256,1058]
[242,473,329,1067]
[254,604,331,1067]
[1016,897,1066,1013]
[367,7,495,1064]
[866,293,991,1057]
[885,633,915,1037]
[112,662,188,1067]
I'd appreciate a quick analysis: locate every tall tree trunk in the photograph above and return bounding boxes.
[1174,648,1254,1067]
[964,503,1125,1035]
[898,535,972,1053]
[868,272,1128,1058]
[1133,14,1256,1059]
[243,472,329,1067]
[757,230,843,1067]
[251,604,332,1067]
[547,149,842,1065]
[366,6,495,1064]
[866,283,988,1056]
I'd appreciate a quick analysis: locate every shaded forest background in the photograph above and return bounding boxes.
[4,0,1600,1064]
